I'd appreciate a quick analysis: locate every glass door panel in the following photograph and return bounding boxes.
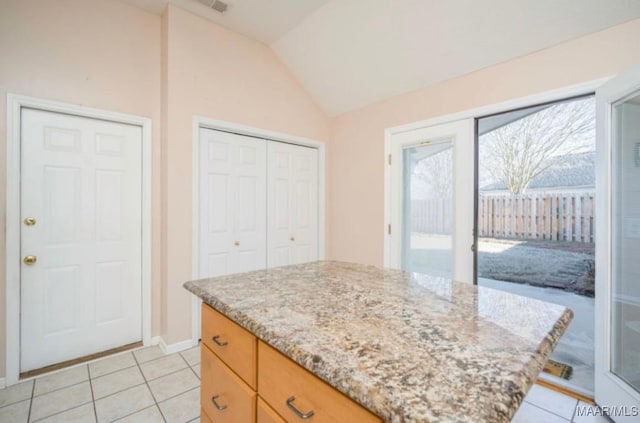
[595,63,640,421]
[387,118,474,283]
[402,141,453,277]
[611,91,640,393]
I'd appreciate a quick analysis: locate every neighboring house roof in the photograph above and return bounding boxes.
[481,151,595,191]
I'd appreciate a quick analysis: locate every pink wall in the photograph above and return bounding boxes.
[2,0,640,383]
[0,0,329,379]
[161,5,330,344]
[0,0,162,379]
[329,18,640,267]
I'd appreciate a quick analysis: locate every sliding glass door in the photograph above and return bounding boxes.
[475,95,596,395]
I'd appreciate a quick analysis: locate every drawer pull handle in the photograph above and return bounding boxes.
[211,395,227,411]
[286,396,315,419]
[212,336,228,347]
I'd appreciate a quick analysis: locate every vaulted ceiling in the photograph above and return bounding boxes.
[123,0,640,116]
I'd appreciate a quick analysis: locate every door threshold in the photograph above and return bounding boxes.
[20,341,143,379]
[536,378,594,404]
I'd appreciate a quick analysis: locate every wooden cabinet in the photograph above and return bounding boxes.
[201,346,256,423]
[201,304,257,389]
[257,398,286,423]
[258,342,380,423]
[201,303,381,423]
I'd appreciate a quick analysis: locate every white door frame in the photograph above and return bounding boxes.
[191,116,326,344]
[384,77,610,269]
[386,119,475,283]
[5,94,153,386]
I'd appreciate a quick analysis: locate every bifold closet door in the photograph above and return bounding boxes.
[267,142,319,267]
[198,128,267,277]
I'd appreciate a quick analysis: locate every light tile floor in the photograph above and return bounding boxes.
[0,346,201,423]
[0,345,613,422]
[512,384,612,423]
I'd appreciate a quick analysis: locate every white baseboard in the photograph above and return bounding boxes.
[148,336,161,346]
[0,377,5,389]
[158,337,196,355]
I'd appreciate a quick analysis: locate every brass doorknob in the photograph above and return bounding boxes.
[23,255,37,265]
[234,241,240,246]
[23,217,36,226]
[290,236,295,242]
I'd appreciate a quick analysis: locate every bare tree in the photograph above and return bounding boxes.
[480,98,595,194]
[412,147,453,198]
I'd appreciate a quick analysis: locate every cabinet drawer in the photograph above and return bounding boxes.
[202,304,257,389]
[257,397,286,423]
[201,345,256,423]
[258,342,380,423]
[201,409,213,423]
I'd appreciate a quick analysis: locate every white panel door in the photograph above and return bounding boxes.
[20,108,142,372]
[198,128,267,277]
[267,142,319,267]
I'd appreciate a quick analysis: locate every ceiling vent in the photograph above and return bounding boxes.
[197,0,228,14]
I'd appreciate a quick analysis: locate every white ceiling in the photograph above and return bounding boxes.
[122,0,640,116]
[121,0,328,43]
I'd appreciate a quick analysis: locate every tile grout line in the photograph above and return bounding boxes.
[524,400,575,421]
[29,401,94,423]
[15,347,197,423]
[29,366,94,422]
[133,348,167,423]
[27,379,35,423]
[89,363,138,381]
[143,364,192,383]
[147,352,200,422]
[570,401,577,422]
[111,405,160,423]
[87,364,99,423]
[187,364,200,381]
[29,377,89,400]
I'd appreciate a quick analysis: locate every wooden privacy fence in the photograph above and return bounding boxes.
[411,198,453,235]
[411,192,595,243]
[477,192,595,243]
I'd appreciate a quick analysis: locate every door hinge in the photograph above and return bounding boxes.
[388,154,391,165]
[388,224,392,235]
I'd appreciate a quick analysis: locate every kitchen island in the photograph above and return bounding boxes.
[184,261,573,423]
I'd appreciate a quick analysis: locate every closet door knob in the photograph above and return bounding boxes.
[234,241,240,246]
[290,236,295,242]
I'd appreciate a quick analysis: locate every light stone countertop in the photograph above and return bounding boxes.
[184,261,573,423]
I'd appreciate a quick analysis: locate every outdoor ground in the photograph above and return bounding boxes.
[478,238,595,393]
[478,237,595,296]
[479,278,594,394]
